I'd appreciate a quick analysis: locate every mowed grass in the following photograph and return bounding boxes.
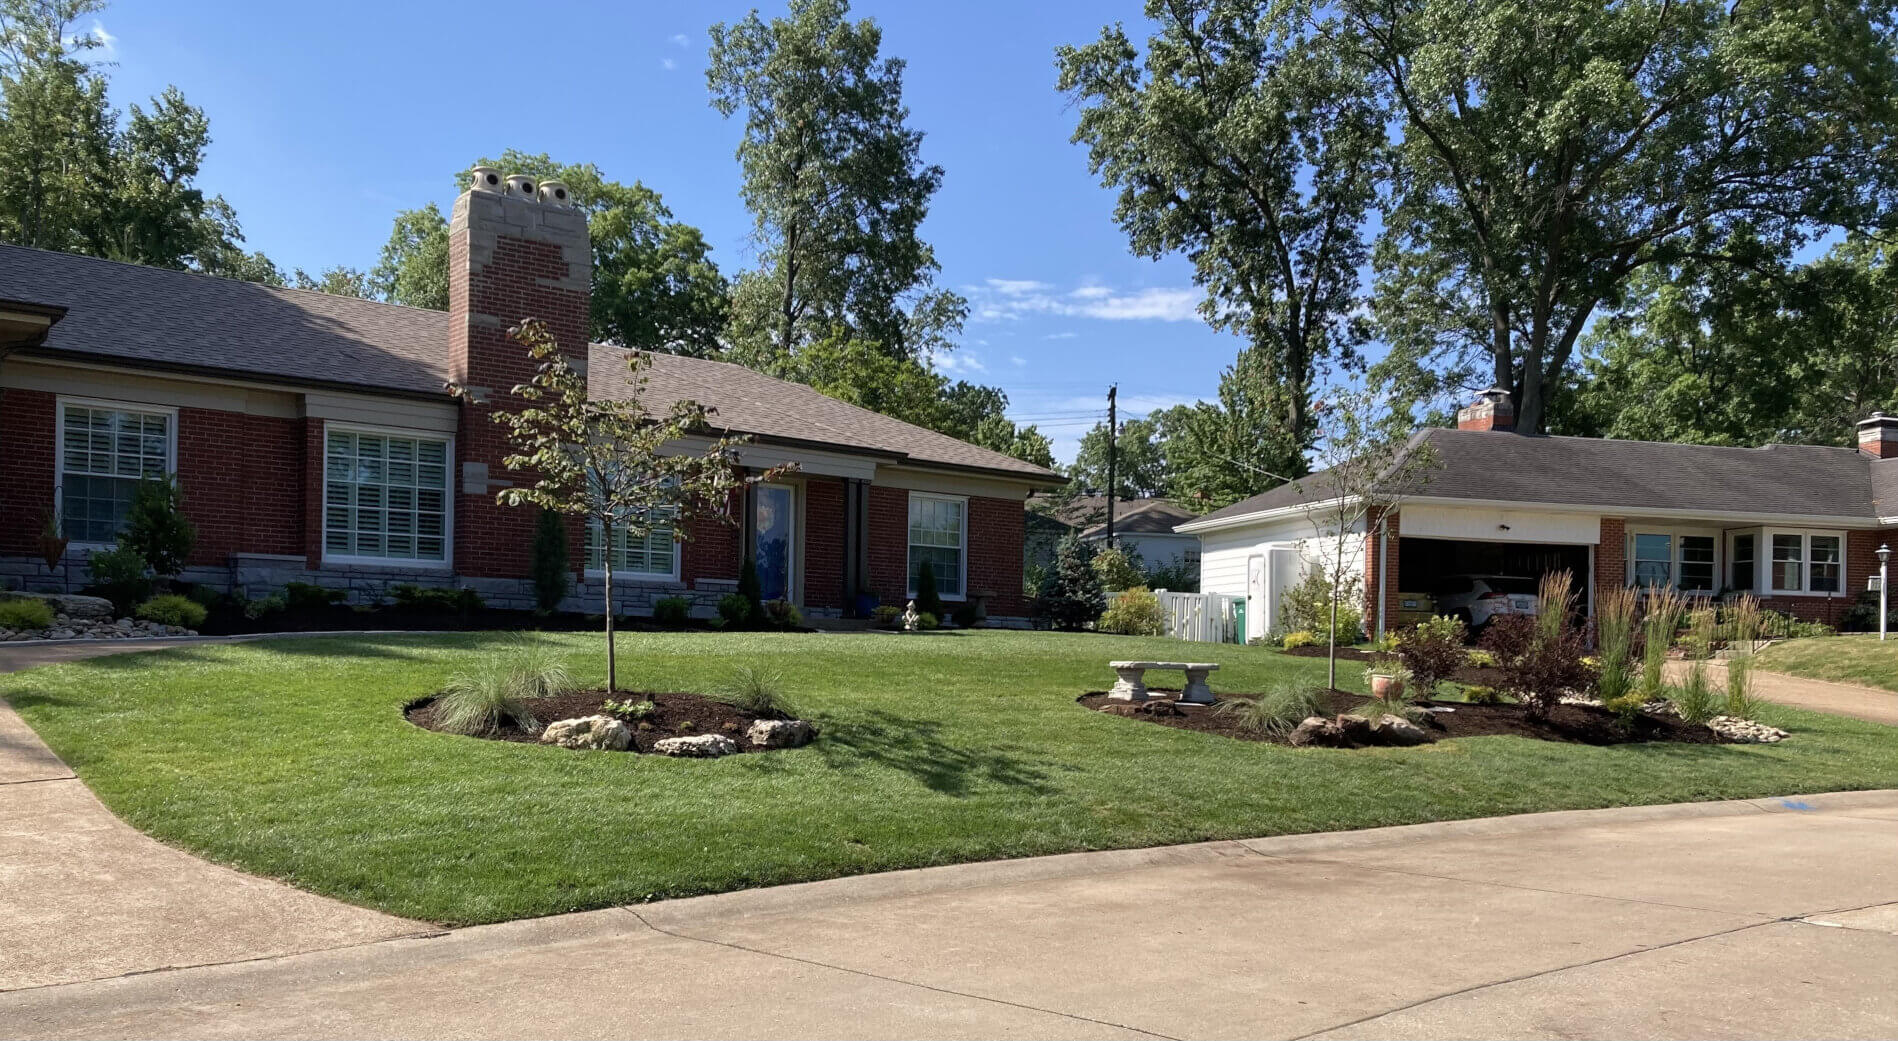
[1755,636,1898,693]
[6,629,1897,925]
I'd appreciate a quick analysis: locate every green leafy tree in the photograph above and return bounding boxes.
[371,204,451,310]
[493,318,782,692]
[969,414,1055,469]
[1059,0,1384,462]
[709,0,965,365]
[291,265,372,298]
[119,474,195,580]
[1357,0,1898,432]
[1158,345,1307,511]
[1034,534,1106,631]
[0,0,258,273]
[1070,416,1168,500]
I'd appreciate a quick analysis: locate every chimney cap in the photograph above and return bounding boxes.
[504,174,538,200]
[537,179,573,208]
[469,166,503,193]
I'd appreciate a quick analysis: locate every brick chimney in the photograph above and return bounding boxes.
[447,165,591,578]
[1456,387,1515,432]
[1858,412,1898,459]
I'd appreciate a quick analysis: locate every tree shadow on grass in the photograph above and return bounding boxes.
[815,708,1055,797]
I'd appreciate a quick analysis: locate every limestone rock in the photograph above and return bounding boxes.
[3,592,115,620]
[1707,716,1790,744]
[747,719,817,749]
[1289,715,1347,748]
[654,734,739,758]
[1368,713,1430,746]
[539,715,632,751]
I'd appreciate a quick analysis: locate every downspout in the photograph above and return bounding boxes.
[1376,514,1388,642]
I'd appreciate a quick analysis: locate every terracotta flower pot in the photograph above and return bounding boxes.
[1370,673,1403,699]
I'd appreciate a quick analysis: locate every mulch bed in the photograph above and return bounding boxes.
[1077,688,1729,747]
[406,690,775,754]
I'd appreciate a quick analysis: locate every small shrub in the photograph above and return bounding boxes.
[0,598,55,630]
[531,509,571,613]
[1464,649,1497,668]
[286,582,348,611]
[1395,615,1467,696]
[134,594,207,629]
[391,583,482,615]
[652,596,692,626]
[636,720,653,731]
[436,662,539,737]
[676,719,696,732]
[1214,681,1329,736]
[763,598,802,628]
[85,544,152,613]
[718,592,753,626]
[1280,629,1318,650]
[872,604,903,628]
[120,474,196,578]
[1098,586,1165,636]
[1461,685,1504,705]
[1480,614,1590,720]
[243,592,287,620]
[1091,546,1146,591]
[917,611,939,630]
[1724,656,1765,721]
[1282,564,1364,647]
[1594,586,1642,721]
[951,602,980,628]
[738,558,765,619]
[1144,556,1198,593]
[717,664,798,719]
[602,697,654,721]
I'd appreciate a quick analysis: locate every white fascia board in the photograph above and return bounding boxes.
[1173,497,1350,535]
[1402,495,1877,530]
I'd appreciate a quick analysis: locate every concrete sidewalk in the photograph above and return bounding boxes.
[5,790,1897,1040]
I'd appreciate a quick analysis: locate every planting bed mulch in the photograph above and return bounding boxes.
[406,690,776,753]
[1077,688,1730,747]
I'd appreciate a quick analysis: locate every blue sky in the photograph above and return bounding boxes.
[88,0,1256,464]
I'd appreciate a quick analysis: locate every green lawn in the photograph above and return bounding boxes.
[1755,636,1898,692]
[6,629,1896,925]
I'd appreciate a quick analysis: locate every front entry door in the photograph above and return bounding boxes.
[752,484,795,602]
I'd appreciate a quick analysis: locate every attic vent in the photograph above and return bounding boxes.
[470,166,502,193]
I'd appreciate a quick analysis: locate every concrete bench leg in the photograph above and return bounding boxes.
[1108,666,1149,702]
[1180,667,1215,705]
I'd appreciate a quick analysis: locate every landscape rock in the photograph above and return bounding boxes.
[1334,713,1375,745]
[538,715,632,751]
[1288,715,1347,748]
[5,591,115,620]
[653,734,739,758]
[1368,713,1430,746]
[747,719,817,749]
[1707,716,1790,744]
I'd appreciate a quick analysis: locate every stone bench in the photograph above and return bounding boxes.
[1107,661,1220,705]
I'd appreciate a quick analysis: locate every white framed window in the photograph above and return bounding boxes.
[1632,533,1672,589]
[1765,529,1847,595]
[907,492,967,600]
[585,509,679,581]
[56,398,177,545]
[323,427,451,566]
[1679,535,1716,592]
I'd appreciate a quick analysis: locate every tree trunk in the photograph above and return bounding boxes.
[602,517,617,693]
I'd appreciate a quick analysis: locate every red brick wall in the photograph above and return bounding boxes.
[1594,518,1627,607]
[0,388,56,555]
[802,478,846,609]
[682,489,742,587]
[1363,508,1400,635]
[176,408,303,564]
[866,486,1029,617]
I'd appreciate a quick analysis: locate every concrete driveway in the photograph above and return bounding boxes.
[2,785,1895,1040]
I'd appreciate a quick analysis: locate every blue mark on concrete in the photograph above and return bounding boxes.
[1781,799,1816,811]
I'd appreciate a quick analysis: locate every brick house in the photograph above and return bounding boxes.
[1181,388,1898,641]
[0,168,1062,620]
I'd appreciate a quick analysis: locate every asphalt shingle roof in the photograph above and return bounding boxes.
[2,244,1060,482]
[1189,428,1885,527]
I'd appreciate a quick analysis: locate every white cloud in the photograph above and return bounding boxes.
[75,19,115,58]
[966,279,1203,324]
[1010,355,1028,367]
[670,33,690,48]
[660,57,678,71]
[937,350,987,375]
[1043,331,1077,340]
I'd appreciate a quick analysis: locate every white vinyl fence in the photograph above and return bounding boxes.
[1154,590,1243,644]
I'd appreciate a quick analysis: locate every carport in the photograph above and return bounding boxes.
[1386,503,1602,629]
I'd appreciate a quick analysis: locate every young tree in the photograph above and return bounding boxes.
[1158,345,1307,511]
[1034,534,1107,631]
[1059,0,1385,461]
[493,319,786,692]
[708,0,965,365]
[1293,388,1437,689]
[1357,0,1898,432]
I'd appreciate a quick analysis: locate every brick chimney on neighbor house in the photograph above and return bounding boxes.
[447,165,591,578]
[1858,412,1898,459]
[1456,387,1516,432]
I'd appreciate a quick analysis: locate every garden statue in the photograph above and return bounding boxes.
[901,600,921,632]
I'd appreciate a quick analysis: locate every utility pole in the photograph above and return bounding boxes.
[1105,384,1118,549]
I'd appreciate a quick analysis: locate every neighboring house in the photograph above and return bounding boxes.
[0,168,1062,620]
[1181,388,1898,643]
[1025,495,1202,574]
